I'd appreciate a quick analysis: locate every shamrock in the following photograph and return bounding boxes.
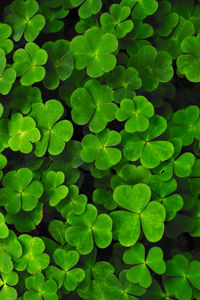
[122,114,174,168]
[0,153,7,181]
[59,69,85,107]
[153,138,196,180]
[80,128,122,170]
[0,212,9,239]
[29,100,73,157]
[129,45,174,91]
[0,168,43,214]
[164,254,200,300]
[70,79,117,133]
[0,230,22,274]
[140,278,175,300]
[105,65,142,102]
[100,4,133,38]
[39,1,69,33]
[75,15,98,34]
[155,17,195,59]
[121,0,158,20]
[5,0,45,42]
[42,170,69,206]
[56,185,87,218]
[111,163,151,188]
[0,271,18,300]
[65,203,112,254]
[70,27,118,78]
[103,270,145,300]
[92,188,118,211]
[168,105,200,146]
[6,202,43,232]
[12,42,48,86]
[42,40,74,90]
[116,96,154,133]
[23,273,58,300]
[48,219,68,246]
[0,23,13,54]
[124,21,154,55]
[154,0,179,37]
[123,242,166,288]
[13,235,50,274]
[11,86,42,115]
[177,34,200,82]
[110,183,166,246]
[8,113,41,154]
[70,0,102,19]
[148,175,183,221]
[45,248,85,291]
[0,49,16,95]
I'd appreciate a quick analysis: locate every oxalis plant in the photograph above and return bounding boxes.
[1,0,200,299]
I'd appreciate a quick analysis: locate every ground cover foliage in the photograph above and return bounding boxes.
[1,0,200,299]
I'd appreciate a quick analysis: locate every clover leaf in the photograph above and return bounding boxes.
[164,255,200,300]
[48,219,68,246]
[0,23,13,54]
[0,271,18,300]
[42,40,74,90]
[0,49,16,95]
[153,139,196,180]
[110,183,165,246]
[29,100,73,157]
[70,27,118,78]
[121,0,158,20]
[92,188,117,211]
[129,45,174,91]
[105,65,142,102]
[169,105,200,146]
[148,175,183,221]
[177,34,200,82]
[103,270,145,300]
[0,230,22,274]
[0,212,9,239]
[65,203,112,254]
[12,42,48,86]
[0,168,43,214]
[155,17,195,59]
[23,273,58,300]
[100,4,133,38]
[56,185,87,218]
[5,0,45,42]
[116,96,154,133]
[11,86,42,115]
[70,79,117,133]
[39,1,69,33]
[124,20,154,55]
[42,170,68,206]
[13,235,50,274]
[8,113,41,154]
[122,114,174,168]
[70,0,102,19]
[154,0,179,37]
[6,202,43,232]
[123,242,166,288]
[80,128,122,170]
[45,248,85,291]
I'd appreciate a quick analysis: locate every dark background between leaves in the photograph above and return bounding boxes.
[1,0,200,279]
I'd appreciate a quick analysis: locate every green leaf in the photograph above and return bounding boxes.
[42,40,74,90]
[71,27,118,78]
[30,100,73,156]
[13,42,48,86]
[177,34,200,82]
[5,0,45,42]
